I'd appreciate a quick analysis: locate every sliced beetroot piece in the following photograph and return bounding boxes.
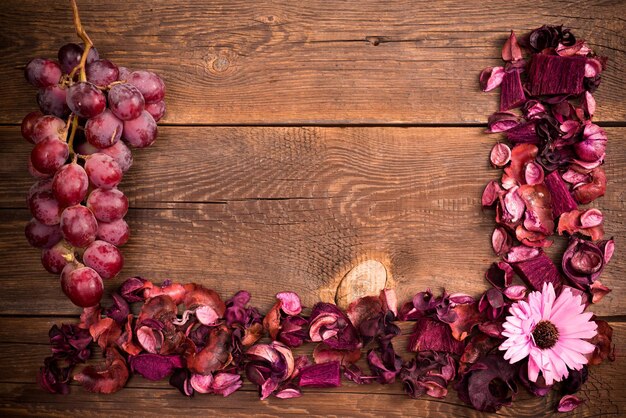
[544,170,578,217]
[299,361,341,388]
[511,252,562,291]
[500,70,526,111]
[528,54,586,96]
[505,121,540,144]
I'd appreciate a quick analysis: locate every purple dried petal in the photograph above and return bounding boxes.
[485,262,514,289]
[501,186,525,224]
[169,368,194,396]
[190,373,214,393]
[448,293,475,305]
[380,288,398,317]
[502,31,523,62]
[522,100,546,119]
[500,70,526,111]
[400,351,456,399]
[299,361,341,388]
[486,112,520,133]
[130,354,184,381]
[512,252,562,290]
[103,293,130,325]
[580,208,603,228]
[479,66,505,92]
[408,317,464,355]
[275,387,302,399]
[455,354,517,412]
[529,54,586,95]
[562,237,612,289]
[544,171,578,218]
[119,276,150,302]
[309,303,360,351]
[575,123,607,163]
[37,357,72,394]
[558,395,584,412]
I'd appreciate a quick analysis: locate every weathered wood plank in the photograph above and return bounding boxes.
[0,319,623,416]
[0,126,623,315]
[0,0,624,124]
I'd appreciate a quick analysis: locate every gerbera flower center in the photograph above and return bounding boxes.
[532,320,559,349]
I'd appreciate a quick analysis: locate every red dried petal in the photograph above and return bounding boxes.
[74,348,129,394]
[573,167,606,204]
[448,303,483,341]
[502,31,523,62]
[89,317,121,350]
[479,67,505,92]
[490,143,511,168]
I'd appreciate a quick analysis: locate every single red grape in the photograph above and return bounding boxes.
[41,241,72,274]
[52,163,89,207]
[83,240,124,279]
[145,100,166,122]
[85,109,123,148]
[96,218,130,246]
[86,59,119,86]
[31,115,66,143]
[87,188,128,222]
[24,58,62,88]
[28,159,52,179]
[37,85,69,117]
[100,140,133,172]
[60,205,98,247]
[21,111,43,143]
[108,83,144,121]
[29,190,61,225]
[117,66,131,81]
[66,82,106,118]
[58,43,99,74]
[61,263,103,307]
[27,178,53,203]
[30,137,69,174]
[25,218,62,248]
[123,110,157,148]
[127,70,165,103]
[85,153,122,189]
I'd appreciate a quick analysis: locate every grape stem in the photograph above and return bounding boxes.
[66,114,79,157]
[69,0,94,82]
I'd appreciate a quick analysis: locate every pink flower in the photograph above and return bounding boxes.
[500,283,597,385]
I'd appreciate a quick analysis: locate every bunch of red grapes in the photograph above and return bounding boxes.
[22,41,165,308]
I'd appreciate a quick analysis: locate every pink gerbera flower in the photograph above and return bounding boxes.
[500,282,597,385]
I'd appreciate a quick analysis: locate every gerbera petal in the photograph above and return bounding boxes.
[540,283,556,319]
[527,352,540,382]
[508,341,531,363]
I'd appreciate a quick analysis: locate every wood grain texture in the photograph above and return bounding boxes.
[0,319,623,417]
[0,0,624,124]
[0,126,624,316]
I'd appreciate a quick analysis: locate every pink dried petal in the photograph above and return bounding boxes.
[275,387,302,399]
[590,280,612,304]
[502,186,525,224]
[190,373,214,394]
[500,70,526,111]
[560,120,580,139]
[482,180,503,207]
[580,208,603,228]
[502,31,523,62]
[503,285,527,300]
[505,144,539,185]
[504,245,541,263]
[380,288,398,317]
[584,58,603,78]
[562,168,589,186]
[212,373,242,397]
[556,40,591,57]
[491,227,512,256]
[582,91,596,117]
[490,143,511,168]
[479,66,505,92]
[276,291,302,316]
[524,162,544,185]
[312,343,361,366]
[195,305,221,326]
[136,326,162,354]
[557,395,584,412]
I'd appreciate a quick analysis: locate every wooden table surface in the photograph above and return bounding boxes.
[0,1,624,416]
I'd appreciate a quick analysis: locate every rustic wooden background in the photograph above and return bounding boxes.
[0,0,624,416]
